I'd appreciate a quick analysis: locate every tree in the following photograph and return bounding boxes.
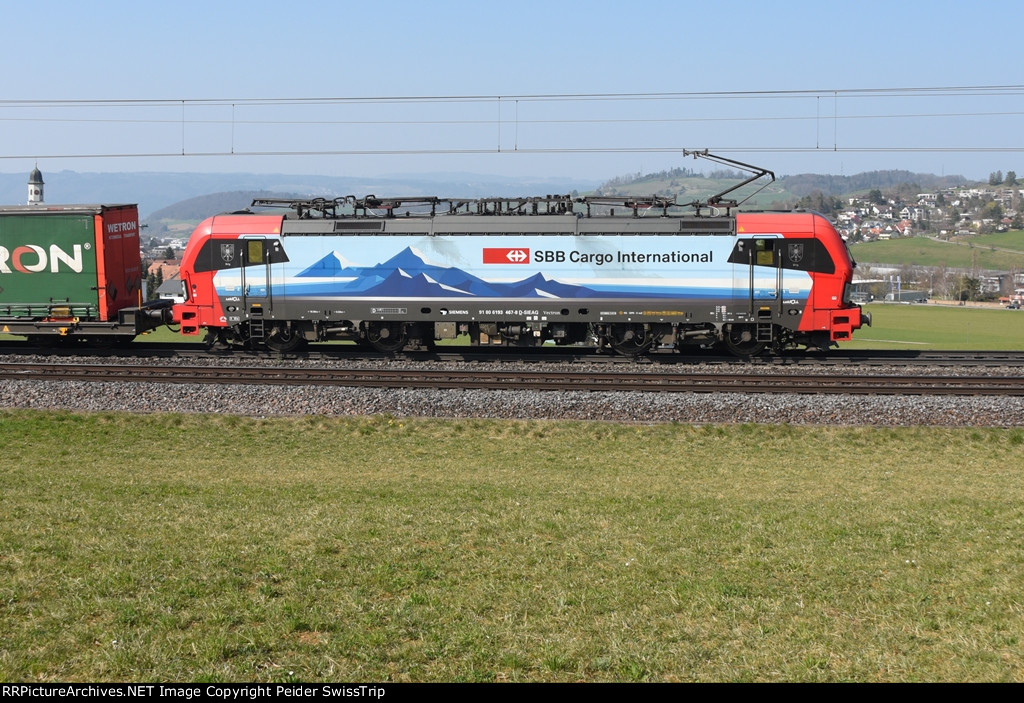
[985,201,1004,219]
[989,171,1004,186]
[955,275,981,302]
[1003,268,1021,296]
[796,191,840,215]
[933,264,950,298]
[163,246,175,260]
[893,182,921,202]
[1005,171,1018,186]
[897,263,921,289]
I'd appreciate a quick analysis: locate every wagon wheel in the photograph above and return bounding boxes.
[721,324,766,358]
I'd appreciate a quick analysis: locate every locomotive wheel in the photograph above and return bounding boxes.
[366,323,408,353]
[608,324,655,356]
[721,325,767,358]
[204,329,236,351]
[265,326,305,353]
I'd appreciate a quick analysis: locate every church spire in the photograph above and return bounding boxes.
[27,163,44,205]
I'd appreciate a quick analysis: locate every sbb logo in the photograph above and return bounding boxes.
[482,248,531,264]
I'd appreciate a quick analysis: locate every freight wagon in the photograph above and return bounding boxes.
[0,204,171,341]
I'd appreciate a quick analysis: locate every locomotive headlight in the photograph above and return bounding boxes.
[180,280,189,301]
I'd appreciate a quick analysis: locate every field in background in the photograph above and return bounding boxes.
[842,303,1024,350]
[851,235,1024,270]
[1,412,1022,682]
[950,230,1024,252]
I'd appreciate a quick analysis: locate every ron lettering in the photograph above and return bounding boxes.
[0,244,84,274]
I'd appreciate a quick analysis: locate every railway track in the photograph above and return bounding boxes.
[3,340,1024,367]
[2,362,1022,396]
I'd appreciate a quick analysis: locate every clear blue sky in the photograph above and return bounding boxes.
[2,0,1021,182]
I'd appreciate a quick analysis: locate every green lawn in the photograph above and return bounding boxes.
[843,303,1024,350]
[1,412,1022,682]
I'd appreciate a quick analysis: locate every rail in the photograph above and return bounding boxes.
[2,362,1022,396]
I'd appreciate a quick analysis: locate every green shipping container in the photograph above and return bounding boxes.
[0,204,141,322]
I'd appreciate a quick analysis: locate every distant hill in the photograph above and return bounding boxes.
[595,168,970,207]
[2,166,978,232]
[779,171,968,197]
[146,191,299,222]
[0,171,602,219]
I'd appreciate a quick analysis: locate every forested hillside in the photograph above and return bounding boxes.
[595,168,970,207]
[146,190,298,221]
[780,171,967,197]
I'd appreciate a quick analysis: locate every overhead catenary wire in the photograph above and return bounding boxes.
[1,84,1021,163]
[2,83,1023,106]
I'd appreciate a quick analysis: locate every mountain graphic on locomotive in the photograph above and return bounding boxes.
[172,159,870,357]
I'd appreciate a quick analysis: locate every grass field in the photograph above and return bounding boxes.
[951,230,1024,252]
[1,412,1022,683]
[2,304,1022,682]
[850,234,1024,270]
[842,303,1024,350]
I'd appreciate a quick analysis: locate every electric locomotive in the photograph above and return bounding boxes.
[172,193,868,356]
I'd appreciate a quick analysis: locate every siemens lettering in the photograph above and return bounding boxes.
[0,244,84,274]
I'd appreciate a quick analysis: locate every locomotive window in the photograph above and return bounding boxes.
[192,238,290,273]
[727,238,834,274]
[247,240,264,265]
[754,239,776,266]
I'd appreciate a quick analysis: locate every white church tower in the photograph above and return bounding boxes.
[27,164,44,205]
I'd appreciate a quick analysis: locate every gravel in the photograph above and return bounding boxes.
[2,353,1023,426]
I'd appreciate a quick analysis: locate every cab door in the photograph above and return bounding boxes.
[732,236,782,314]
[239,237,272,317]
[238,237,289,341]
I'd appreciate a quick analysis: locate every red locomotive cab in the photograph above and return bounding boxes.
[173,214,286,338]
[735,212,867,347]
[807,214,869,343]
[173,217,215,336]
